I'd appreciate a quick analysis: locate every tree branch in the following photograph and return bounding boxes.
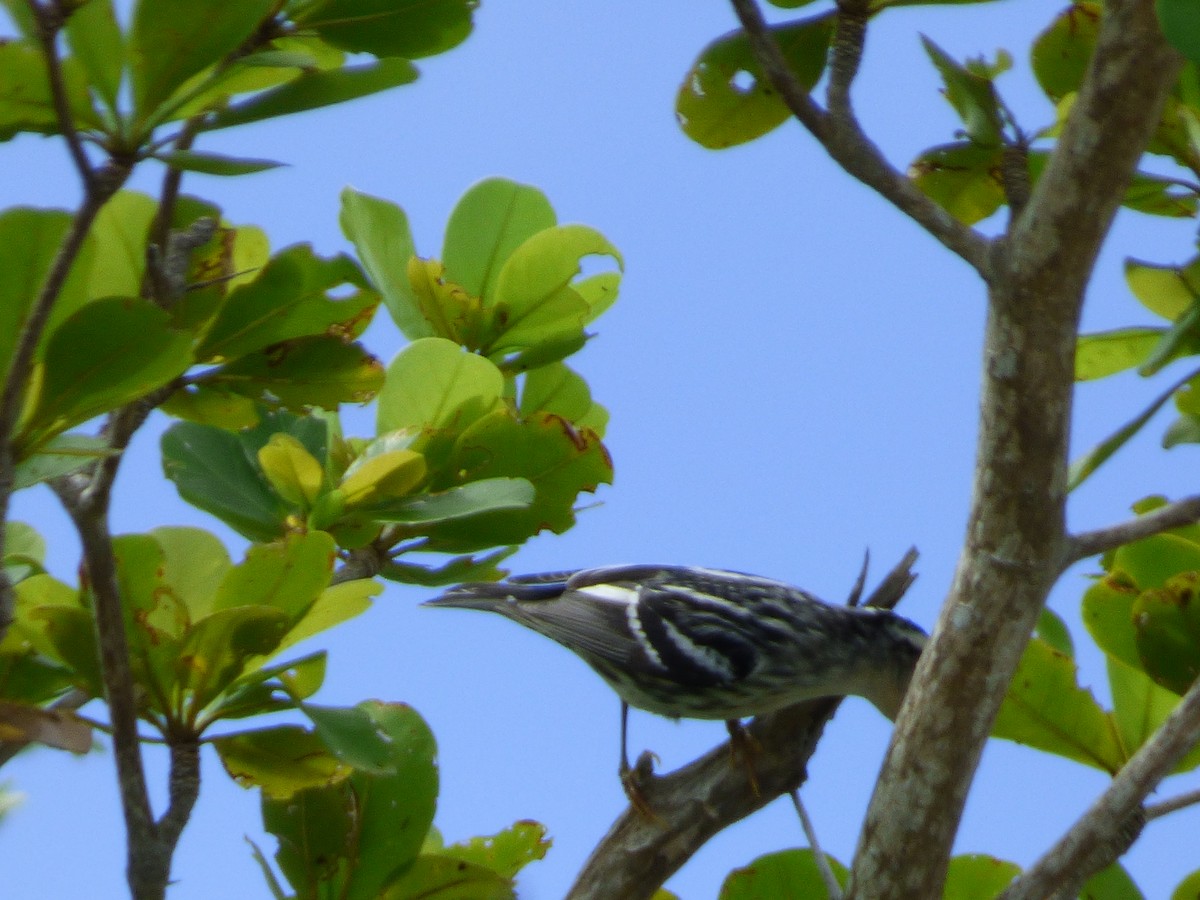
[999,674,1200,900]
[1068,495,1200,563]
[28,0,93,187]
[728,0,992,277]
[566,550,918,900]
[847,1,1183,896]
[826,0,868,123]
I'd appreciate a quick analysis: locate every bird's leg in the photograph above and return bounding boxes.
[789,789,843,900]
[617,701,662,822]
[725,719,761,796]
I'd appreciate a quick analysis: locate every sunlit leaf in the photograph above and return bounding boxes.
[1075,329,1166,381]
[215,725,350,798]
[340,188,427,340]
[212,531,336,620]
[908,142,1004,225]
[1108,656,1200,774]
[921,36,1003,147]
[677,13,836,149]
[439,821,551,880]
[943,854,1020,900]
[719,848,848,899]
[380,855,514,899]
[992,638,1126,773]
[1032,2,1101,102]
[377,337,505,434]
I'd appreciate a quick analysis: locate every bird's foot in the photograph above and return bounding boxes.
[726,720,762,796]
[620,750,665,824]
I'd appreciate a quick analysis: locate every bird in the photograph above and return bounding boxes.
[424,564,927,803]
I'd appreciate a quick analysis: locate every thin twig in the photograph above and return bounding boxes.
[1068,495,1200,564]
[790,788,843,899]
[1146,786,1200,820]
[728,0,992,277]
[28,0,93,186]
[999,675,1200,900]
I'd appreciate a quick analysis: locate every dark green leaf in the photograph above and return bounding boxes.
[677,14,836,149]
[129,0,273,125]
[1036,608,1074,656]
[13,434,116,490]
[1080,863,1144,900]
[204,59,419,130]
[1133,572,1200,694]
[1159,0,1200,62]
[64,0,124,114]
[162,421,291,542]
[369,477,534,524]
[19,297,192,454]
[197,244,377,362]
[154,150,287,176]
[0,42,98,138]
[293,0,475,60]
[177,606,293,717]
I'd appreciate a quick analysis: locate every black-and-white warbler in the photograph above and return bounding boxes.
[426,564,927,795]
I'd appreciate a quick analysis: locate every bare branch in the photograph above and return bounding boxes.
[728,0,992,277]
[1146,786,1200,819]
[1068,495,1200,563]
[567,550,918,899]
[826,0,869,123]
[848,1,1183,895]
[158,739,201,856]
[1000,676,1200,899]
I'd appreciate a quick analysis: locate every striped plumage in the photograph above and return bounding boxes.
[425,564,927,723]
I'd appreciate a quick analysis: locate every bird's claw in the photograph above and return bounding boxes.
[620,750,665,824]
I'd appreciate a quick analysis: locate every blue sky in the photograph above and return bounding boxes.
[3,1,1199,897]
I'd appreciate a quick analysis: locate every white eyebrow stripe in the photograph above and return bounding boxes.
[578,584,640,605]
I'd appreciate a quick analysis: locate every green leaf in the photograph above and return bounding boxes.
[1067,369,1197,492]
[439,821,551,880]
[4,522,45,566]
[1159,0,1200,62]
[1035,608,1074,656]
[177,606,293,718]
[0,208,74,376]
[380,855,514,899]
[197,244,378,363]
[292,0,475,60]
[719,849,848,899]
[151,526,233,621]
[1173,867,1200,900]
[908,142,1005,225]
[258,434,326,509]
[206,336,384,412]
[443,178,557,302]
[1125,256,1200,321]
[520,362,595,422]
[263,702,438,900]
[1075,329,1167,380]
[1032,2,1101,102]
[368,477,534,524]
[268,579,378,658]
[19,297,192,454]
[1133,571,1200,694]
[489,225,622,354]
[921,36,1004,146]
[1123,169,1199,217]
[86,191,158,302]
[204,59,419,130]
[992,637,1126,773]
[381,547,515,586]
[0,42,98,138]
[377,337,505,435]
[64,0,124,114]
[161,384,262,430]
[13,434,116,490]
[129,0,273,126]
[213,532,336,619]
[1108,656,1200,775]
[339,449,427,508]
[1083,576,1143,672]
[1081,863,1144,900]
[423,410,612,551]
[215,725,351,798]
[339,188,428,340]
[153,150,287,176]
[677,13,836,149]
[209,651,328,721]
[162,421,291,542]
[943,854,1020,900]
